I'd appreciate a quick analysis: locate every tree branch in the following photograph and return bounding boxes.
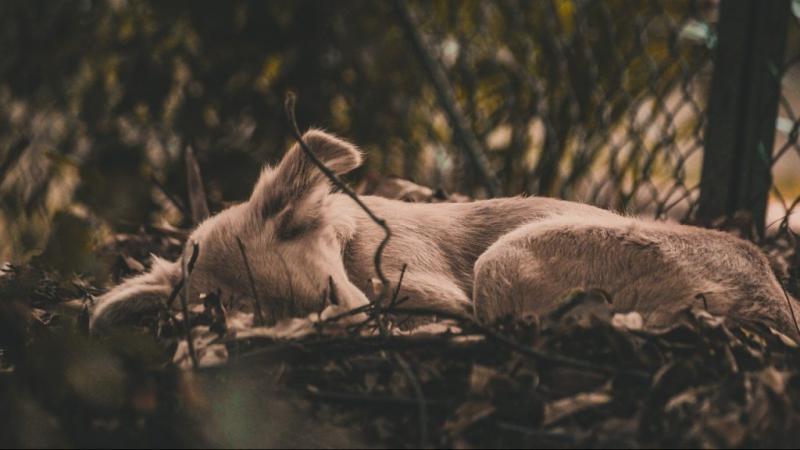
[185,145,211,225]
[284,93,392,298]
[394,0,499,197]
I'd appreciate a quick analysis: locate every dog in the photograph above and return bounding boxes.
[90,130,800,338]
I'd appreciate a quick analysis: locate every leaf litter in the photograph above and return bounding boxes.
[2,184,800,448]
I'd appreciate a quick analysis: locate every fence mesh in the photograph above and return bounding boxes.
[412,0,717,220]
[771,10,800,236]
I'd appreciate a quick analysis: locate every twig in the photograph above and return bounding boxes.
[320,286,635,377]
[495,422,578,443]
[780,283,800,339]
[185,145,211,224]
[166,243,200,311]
[78,304,90,336]
[304,387,451,408]
[204,289,228,336]
[166,242,200,310]
[150,174,190,220]
[165,279,184,312]
[392,351,429,448]
[320,302,377,324]
[284,93,393,301]
[394,0,499,197]
[142,223,189,240]
[0,136,29,182]
[374,306,649,379]
[388,263,408,309]
[271,248,296,319]
[180,241,200,369]
[236,236,266,326]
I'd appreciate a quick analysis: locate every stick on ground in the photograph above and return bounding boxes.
[284,93,393,301]
[237,237,266,326]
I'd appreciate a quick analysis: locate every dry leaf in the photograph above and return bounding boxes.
[543,386,612,426]
[444,401,496,436]
[612,311,643,330]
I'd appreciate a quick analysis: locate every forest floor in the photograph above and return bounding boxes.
[1,187,800,448]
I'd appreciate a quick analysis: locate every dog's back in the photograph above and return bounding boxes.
[336,193,799,337]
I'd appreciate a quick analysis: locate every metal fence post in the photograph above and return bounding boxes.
[697,0,791,237]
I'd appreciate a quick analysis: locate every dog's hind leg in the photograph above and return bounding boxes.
[472,218,703,326]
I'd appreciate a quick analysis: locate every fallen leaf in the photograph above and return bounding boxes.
[543,386,612,426]
[444,400,496,436]
[768,327,799,348]
[469,365,498,396]
[612,311,643,330]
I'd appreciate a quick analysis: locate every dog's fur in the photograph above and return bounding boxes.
[90,130,800,338]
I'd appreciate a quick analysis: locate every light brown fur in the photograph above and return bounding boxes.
[90,130,800,338]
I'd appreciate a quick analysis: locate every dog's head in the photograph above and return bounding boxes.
[90,130,370,333]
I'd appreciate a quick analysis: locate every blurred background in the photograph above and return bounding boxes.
[2,2,800,447]
[0,0,798,283]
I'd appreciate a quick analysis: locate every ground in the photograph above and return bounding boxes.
[1,215,800,448]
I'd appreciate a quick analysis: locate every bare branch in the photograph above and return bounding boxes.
[166,241,200,310]
[185,145,211,224]
[367,306,649,379]
[236,237,266,326]
[392,352,429,447]
[394,0,499,197]
[388,263,408,309]
[150,174,190,221]
[180,241,200,369]
[284,93,392,299]
[780,283,800,338]
[0,136,29,182]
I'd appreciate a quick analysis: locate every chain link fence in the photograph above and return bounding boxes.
[409,0,716,219]
[771,9,800,236]
[408,0,798,237]
[0,0,797,264]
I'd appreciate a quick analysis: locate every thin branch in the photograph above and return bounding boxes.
[316,297,646,378]
[320,301,378,324]
[372,306,649,379]
[165,280,184,312]
[185,145,211,224]
[150,174,191,221]
[284,93,393,299]
[388,263,408,309]
[0,136,29,182]
[180,241,200,369]
[394,0,499,197]
[304,387,451,408]
[780,283,800,339]
[166,241,200,310]
[236,237,266,326]
[271,248,297,318]
[392,352,429,447]
[143,223,189,240]
[204,289,228,336]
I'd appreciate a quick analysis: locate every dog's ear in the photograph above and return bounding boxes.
[292,129,362,175]
[249,130,362,236]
